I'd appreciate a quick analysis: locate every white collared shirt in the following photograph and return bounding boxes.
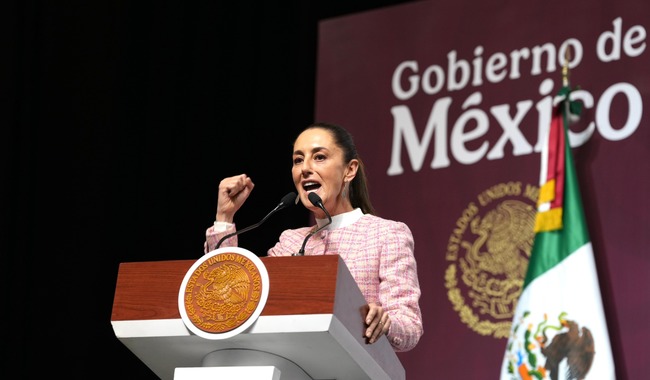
[315,208,363,229]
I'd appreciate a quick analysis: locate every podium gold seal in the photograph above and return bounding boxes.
[179,247,269,339]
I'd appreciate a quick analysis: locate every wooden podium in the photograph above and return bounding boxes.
[111,254,405,380]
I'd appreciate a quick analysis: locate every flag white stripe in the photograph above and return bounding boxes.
[500,243,615,379]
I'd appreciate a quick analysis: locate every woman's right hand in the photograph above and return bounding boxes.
[215,174,255,223]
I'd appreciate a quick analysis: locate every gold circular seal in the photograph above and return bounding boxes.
[444,182,537,338]
[180,248,268,336]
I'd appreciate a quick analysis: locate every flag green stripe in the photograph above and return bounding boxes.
[523,112,591,287]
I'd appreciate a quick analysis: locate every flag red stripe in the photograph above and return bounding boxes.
[547,107,565,209]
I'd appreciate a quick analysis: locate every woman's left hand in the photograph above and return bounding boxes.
[363,302,390,344]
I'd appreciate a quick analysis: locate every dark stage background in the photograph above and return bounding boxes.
[3,1,417,378]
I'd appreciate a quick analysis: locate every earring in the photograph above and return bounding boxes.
[342,181,349,198]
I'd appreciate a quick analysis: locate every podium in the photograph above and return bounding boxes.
[111,254,405,380]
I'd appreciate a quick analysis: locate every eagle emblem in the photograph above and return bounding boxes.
[505,311,596,380]
[180,250,267,336]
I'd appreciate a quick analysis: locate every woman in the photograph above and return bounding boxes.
[204,122,423,352]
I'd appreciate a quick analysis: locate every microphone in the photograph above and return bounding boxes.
[215,192,297,250]
[294,192,332,256]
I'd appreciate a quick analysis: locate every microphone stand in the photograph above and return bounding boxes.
[294,192,332,256]
[215,192,296,250]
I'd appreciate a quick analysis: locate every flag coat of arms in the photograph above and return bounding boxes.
[499,84,616,380]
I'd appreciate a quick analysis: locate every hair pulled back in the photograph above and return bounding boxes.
[303,122,375,215]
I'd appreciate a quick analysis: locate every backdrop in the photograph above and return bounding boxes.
[315,0,648,378]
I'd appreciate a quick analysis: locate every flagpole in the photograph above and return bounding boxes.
[562,48,570,88]
[562,48,571,117]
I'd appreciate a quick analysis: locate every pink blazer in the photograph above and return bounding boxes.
[205,213,423,351]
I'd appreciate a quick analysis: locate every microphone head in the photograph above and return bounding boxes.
[307,192,323,207]
[280,192,297,208]
[307,192,331,222]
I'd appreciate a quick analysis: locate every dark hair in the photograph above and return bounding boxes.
[303,122,376,215]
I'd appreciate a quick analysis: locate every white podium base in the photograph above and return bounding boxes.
[197,349,312,380]
[174,366,281,380]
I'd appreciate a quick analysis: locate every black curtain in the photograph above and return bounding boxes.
[3,1,414,378]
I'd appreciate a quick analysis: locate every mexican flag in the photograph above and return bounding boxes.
[499,86,616,379]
